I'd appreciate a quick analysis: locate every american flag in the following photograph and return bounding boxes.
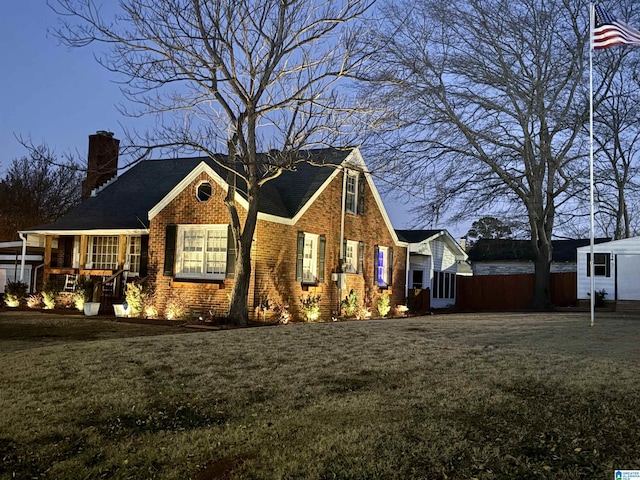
[593,4,640,49]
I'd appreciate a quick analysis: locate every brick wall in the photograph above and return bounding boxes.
[148,168,406,321]
[148,172,242,317]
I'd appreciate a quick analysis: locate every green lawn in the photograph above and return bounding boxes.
[1,311,639,479]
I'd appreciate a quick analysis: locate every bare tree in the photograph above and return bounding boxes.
[359,0,603,308]
[465,217,514,245]
[0,145,82,241]
[50,0,373,325]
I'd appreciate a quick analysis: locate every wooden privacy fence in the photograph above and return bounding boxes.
[456,272,577,311]
[408,288,430,313]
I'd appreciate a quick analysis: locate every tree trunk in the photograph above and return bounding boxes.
[227,233,253,326]
[529,196,554,310]
[226,177,260,326]
[529,232,552,310]
[530,237,552,310]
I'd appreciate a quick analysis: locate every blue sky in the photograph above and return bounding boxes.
[0,2,126,170]
[0,2,468,236]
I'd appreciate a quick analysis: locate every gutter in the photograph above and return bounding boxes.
[18,232,27,283]
[32,263,45,293]
[405,247,410,301]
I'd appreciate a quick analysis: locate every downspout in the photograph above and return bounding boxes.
[340,167,347,264]
[32,263,45,294]
[18,232,27,283]
[339,167,348,312]
[405,244,410,302]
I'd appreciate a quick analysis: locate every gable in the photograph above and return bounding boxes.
[149,162,233,221]
[397,229,467,260]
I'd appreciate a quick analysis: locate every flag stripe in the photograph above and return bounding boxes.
[593,5,640,49]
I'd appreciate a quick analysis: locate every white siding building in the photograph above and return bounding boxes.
[576,237,640,302]
[396,230,469,309]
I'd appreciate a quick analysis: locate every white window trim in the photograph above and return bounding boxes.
[345,170,359,214]
[377,246,389,286]
[175,225,227,280]
[345,240,358,273]
[126,236,142,277]
[303,233,319,284]
[588,253,610,277]
[433,271,455,299]
[86,235,119,270]
[196,181,213,202]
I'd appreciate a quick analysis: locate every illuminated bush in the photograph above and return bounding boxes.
[4,281,28,307]
[299,294,322,322]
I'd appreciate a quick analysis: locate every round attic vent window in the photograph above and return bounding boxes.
[196,182,212,202]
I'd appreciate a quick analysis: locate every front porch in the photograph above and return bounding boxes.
[48,271,127,313]
[22,232,148,314]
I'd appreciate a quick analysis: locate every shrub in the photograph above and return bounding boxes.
[340,289,358,317]
[300,294,322,322]
[26,293,43,309]
[377,293,391,317]
[125,282,146,317]
[355,304,371,320]
[256,293,272,321]
[165,292,189,320]
[4,281,28,307]
[42,282,59,310]
[142,290,158,319]
[73,276,94,311]
[274,301,290,324]
[144,303,159,319]
[595,289,607,308]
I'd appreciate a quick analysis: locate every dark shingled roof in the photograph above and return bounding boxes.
[467,238,612,263]
[25,148,350,232]
[395,229,444,244]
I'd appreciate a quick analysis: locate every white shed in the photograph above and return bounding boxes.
[576,237,640,302]
[396,229,469,309]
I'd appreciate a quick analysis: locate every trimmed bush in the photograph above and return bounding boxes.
[4,281,28,307]
[377,293,391,317]
[73,277,94,311]
[300,294,322,322]
[42,282,59,310]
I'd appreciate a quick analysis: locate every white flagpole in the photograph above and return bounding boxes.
[589,2,596,327]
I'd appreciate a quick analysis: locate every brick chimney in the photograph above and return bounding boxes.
[82,131,119,200]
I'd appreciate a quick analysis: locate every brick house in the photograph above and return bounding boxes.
[19,132,407,320]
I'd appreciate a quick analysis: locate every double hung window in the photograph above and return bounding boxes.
[346,172,358,214]
[127,236,141,276]
[296,232,326,284]
[344,240,359,273]
[374,245,393,287]
[344,169,365,214]
[176,225,227,280]
[302,234,319,283]
[587,253,611,277]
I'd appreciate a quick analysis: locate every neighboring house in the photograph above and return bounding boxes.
[576,237,640,304]
[467,238,610,275]
[20,132,407,320]
[0,241,44,294]
[395,230,469,309]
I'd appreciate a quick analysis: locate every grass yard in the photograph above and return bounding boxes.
[1,311,639,479]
